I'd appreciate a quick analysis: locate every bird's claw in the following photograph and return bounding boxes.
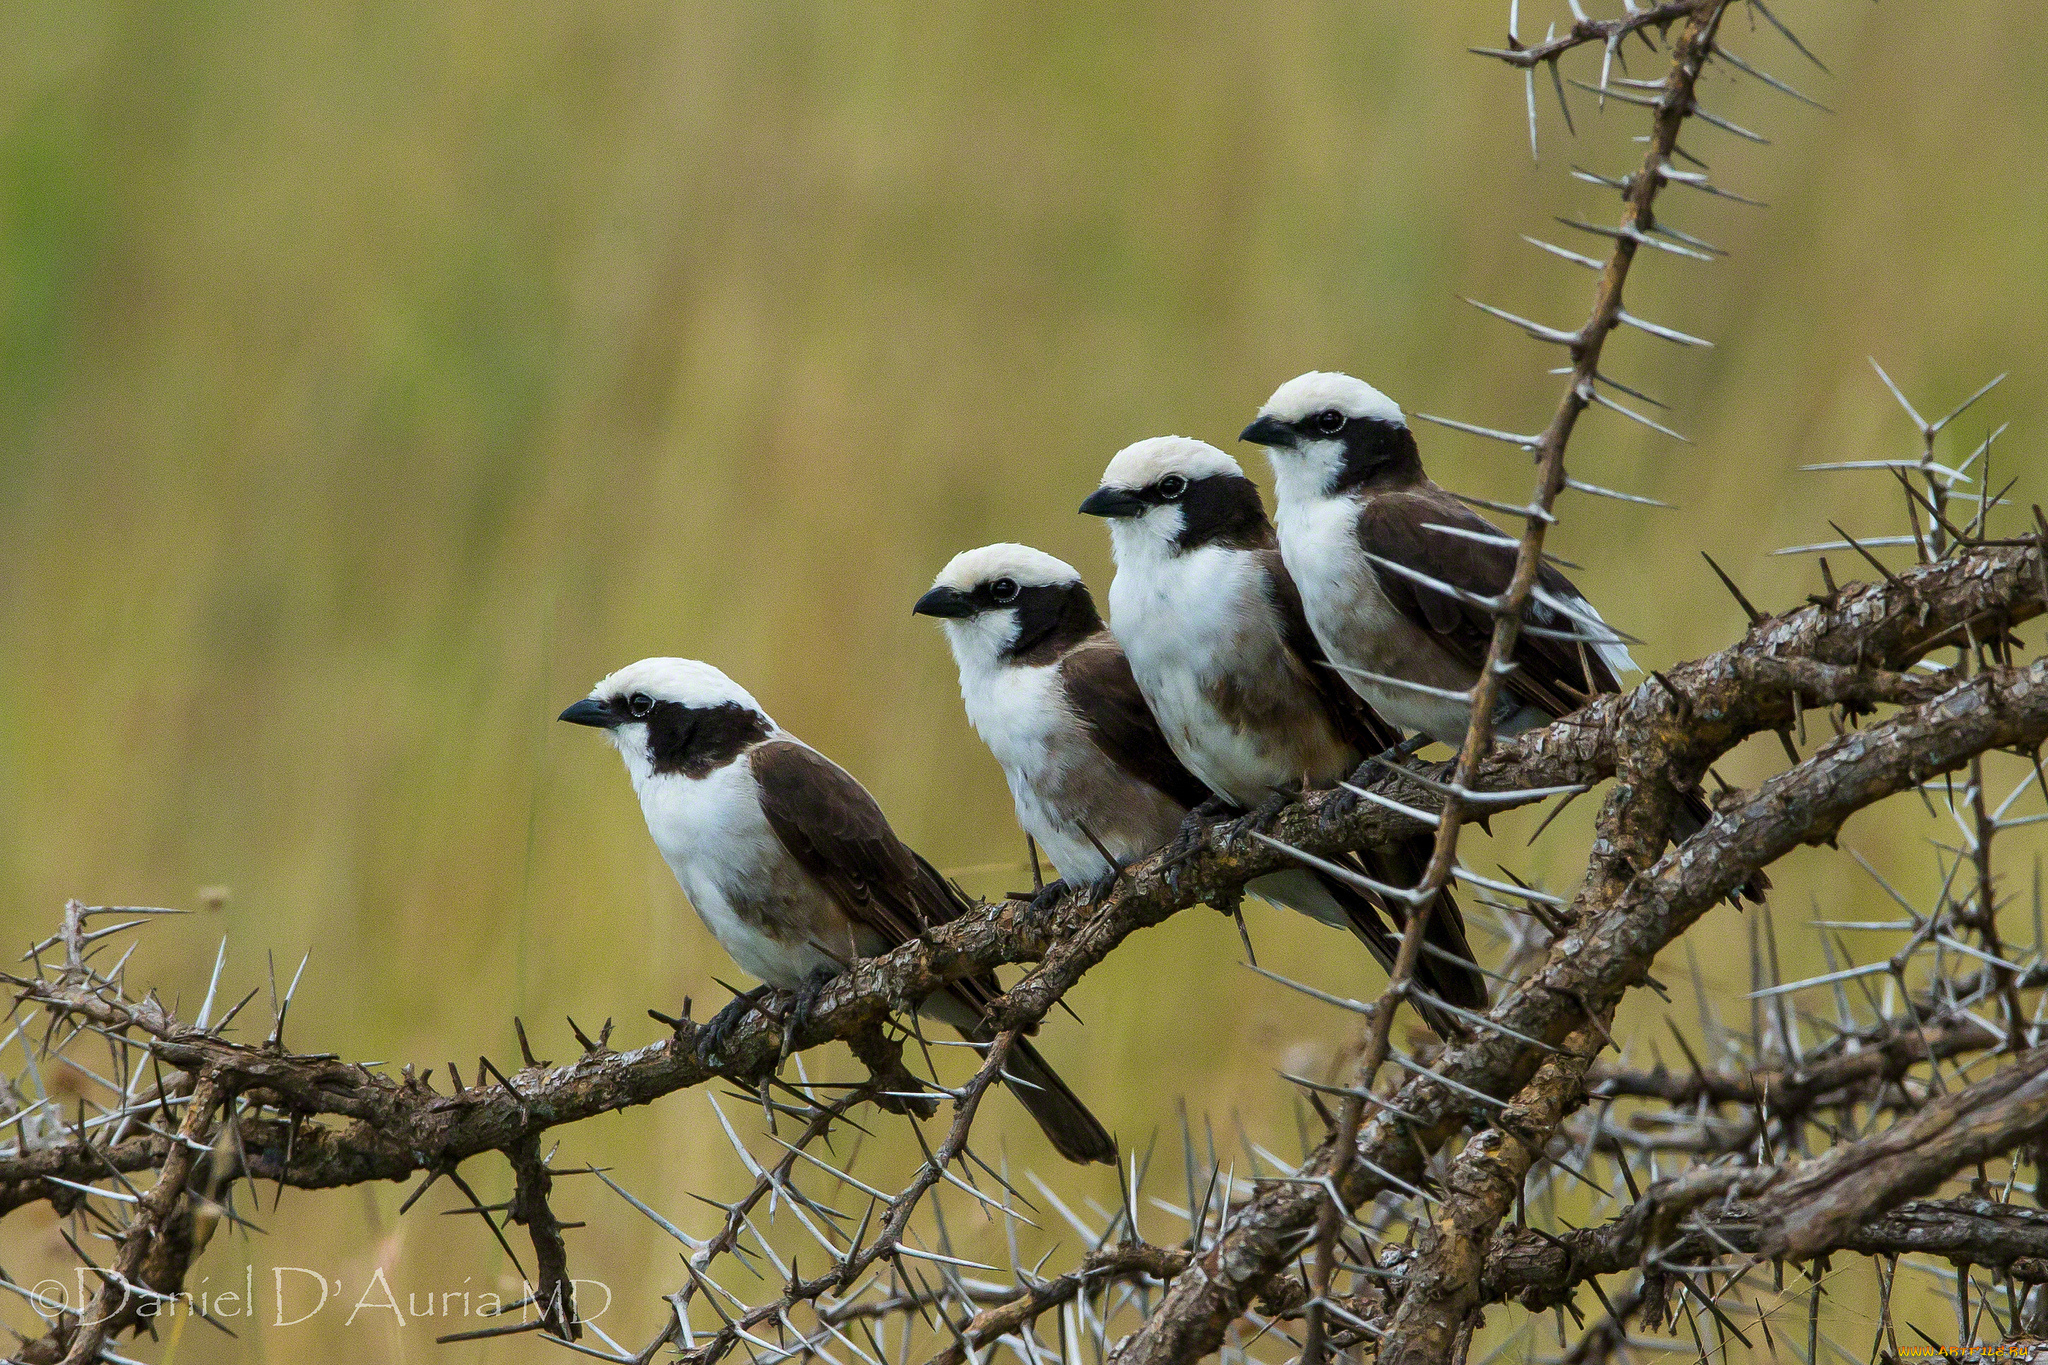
[695,986,772,1067]
[1225,790,1297,849]
[1166,821,1206,865]
[1316,792,1357,832]
[1023,878,1073,933]
[779,970,834,1063]
[1083,868,1122,906]
[1167,797,1231,864]
[1368,734,1429,775]
[1319,759,1378,831]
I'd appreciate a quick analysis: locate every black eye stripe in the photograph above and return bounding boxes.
[643,700,772,777]
[1160,471,1272,553]
[996,579,1105,666]
[1324,415,1424,496]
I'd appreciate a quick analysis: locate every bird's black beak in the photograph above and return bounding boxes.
[1078,486,1146,519]
[1239,415,1295,448]
[912,585,976,619]
[558,697,616,728]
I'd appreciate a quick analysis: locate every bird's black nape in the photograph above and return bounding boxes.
[1327,417,1424,496]
[1171,474,1271,552]
[1002,581,1102,666]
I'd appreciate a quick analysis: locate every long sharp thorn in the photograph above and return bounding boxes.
[1650,221,1727,255]
[1568,367,1669,410]
[195,937,228,1033]
[1382,1050,1509,1111]
[1566,476,1675,508]
[1245,831,1424,905]
[1774,534,1919,556]
[1452,488,1556,521]
[1700,552,1765,624]
[1406,989,1560,1052]
[1711,42,1831,111]
[1560,215,1715,260]
[1336,782,1440,827]
[1869,358,1928,430]
[398,1167,445,1216]
[1827,522,1904,585]
[1548,53,1574,136]
[1412,411,1541,450]
[1525,65,1539,161]
[1589,388,1691,442]
[1932,372,2009,434]
[1797,458,1970,482]
[1566,79,1659,108]
[1744,960,1891,998]
[1520,234,1603,270]
[1330,662,1473,704]
[1453,866,1565,905]
[1422,518,1573,560]
[1618,311,1713,347]
[1689,102,1770,144]
[1748,0,1832,74]
[1359,550,1499,611]
[213,984,262,1034]
[268,950,308,1049]
[1461,296,1580,345]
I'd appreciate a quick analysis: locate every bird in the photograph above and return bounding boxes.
[560,657,1117,1165]
[913,543,1196,908]
[1074,441,1491,1023]
[915,542,1479,1030]
[1240,369,1767,902]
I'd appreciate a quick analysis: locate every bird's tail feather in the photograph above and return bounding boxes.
[1257,857,1487,1039]
[1349,837,1491,1019]
[1678,787,1770,904]
[969,1034,1117,1166]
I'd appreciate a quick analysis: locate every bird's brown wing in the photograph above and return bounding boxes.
[751,739,1117,1163]
[1356,487,1620,720]
[1058,634,1213,811]
[1252,552,1490,1014]
[751,739,1002,1014]
[1256,548,1405,757]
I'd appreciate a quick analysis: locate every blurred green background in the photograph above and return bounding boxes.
[4,1,2046,1359]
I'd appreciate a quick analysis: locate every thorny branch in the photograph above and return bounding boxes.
[1298,5,1739,1365]
[3,513,2043,1363]
[5,7,2047,1365]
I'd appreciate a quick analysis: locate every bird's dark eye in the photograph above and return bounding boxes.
[989,577,1020,604]
[1313,408,1346,435]
[628,693,655,718]
[1156,474,1188,500]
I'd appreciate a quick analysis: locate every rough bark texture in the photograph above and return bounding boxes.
[5,530,2042,1364]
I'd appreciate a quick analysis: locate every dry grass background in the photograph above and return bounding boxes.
[3,2,2046,1360]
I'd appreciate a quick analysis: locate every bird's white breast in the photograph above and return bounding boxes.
[629,753,849,988]
[1275,492,1475,741]
[1107,542,1296,805]
[955,654,1155,879]
[956,659,1085,866]
[1274,493,1377,633]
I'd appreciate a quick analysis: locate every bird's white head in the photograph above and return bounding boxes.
[913,544,1094,671]
[1080,436,1262,563]
[559,657,773,786]
[1240,371,1418,503]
